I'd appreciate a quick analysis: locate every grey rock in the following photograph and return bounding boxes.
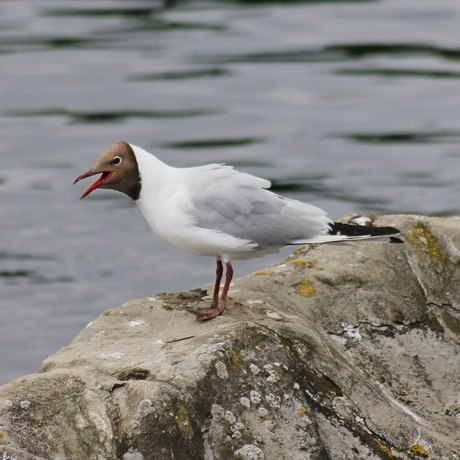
[234,444,264,459]
[1,215,459,459]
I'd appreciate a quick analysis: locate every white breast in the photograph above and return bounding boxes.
[132,145,256,260]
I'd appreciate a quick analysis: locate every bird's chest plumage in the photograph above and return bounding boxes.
[133,152,265,258]
[136,188,190,243]
[136,186,255,258]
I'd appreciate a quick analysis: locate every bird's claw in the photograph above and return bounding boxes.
[189,304,226,321]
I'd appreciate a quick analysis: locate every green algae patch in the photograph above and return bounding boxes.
[295,279,316,298]
[289,259,306,266]
[440,309,460,338]
[176,405,193,441]
[254,270,274,276]
[379,444,396,458]
[407,222,446,265]
[230,349,241,371]
[409,444,429,457]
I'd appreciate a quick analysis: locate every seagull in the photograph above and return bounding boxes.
[74,142,402,321]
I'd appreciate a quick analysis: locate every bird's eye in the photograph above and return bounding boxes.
[112,156,122,165]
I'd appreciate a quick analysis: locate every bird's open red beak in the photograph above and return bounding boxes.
[73,170,113,199]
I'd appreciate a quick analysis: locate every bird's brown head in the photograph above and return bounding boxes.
[73,141,141,200]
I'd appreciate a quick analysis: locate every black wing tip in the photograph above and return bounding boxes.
[389,236,404,244]
[329,222,402,237]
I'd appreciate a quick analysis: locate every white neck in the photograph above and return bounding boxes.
[130,144,171,199]
[130,144,187,240]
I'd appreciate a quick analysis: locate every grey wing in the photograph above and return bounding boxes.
[183,164,332,249]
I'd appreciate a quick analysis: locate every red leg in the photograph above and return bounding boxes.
[219,262,233,307]
[190,261,233,321]
[211,260,223,308]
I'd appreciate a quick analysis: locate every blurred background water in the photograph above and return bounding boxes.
[1,0,460,385]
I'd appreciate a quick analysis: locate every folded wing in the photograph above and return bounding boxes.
[182,164,333,249]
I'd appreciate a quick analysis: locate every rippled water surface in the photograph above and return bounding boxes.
[2,0,460,385]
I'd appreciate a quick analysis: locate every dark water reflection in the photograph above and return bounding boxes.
[338,130,460,144]
[5,108,221,122]
[2,0,460,384]
[199,43,460,64]
[128,67,233,80]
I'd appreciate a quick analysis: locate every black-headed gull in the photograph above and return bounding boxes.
[74,142,402,320]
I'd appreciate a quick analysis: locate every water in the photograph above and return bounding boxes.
[1,0,460,385]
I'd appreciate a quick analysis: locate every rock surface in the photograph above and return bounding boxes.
[1,215,460,459]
